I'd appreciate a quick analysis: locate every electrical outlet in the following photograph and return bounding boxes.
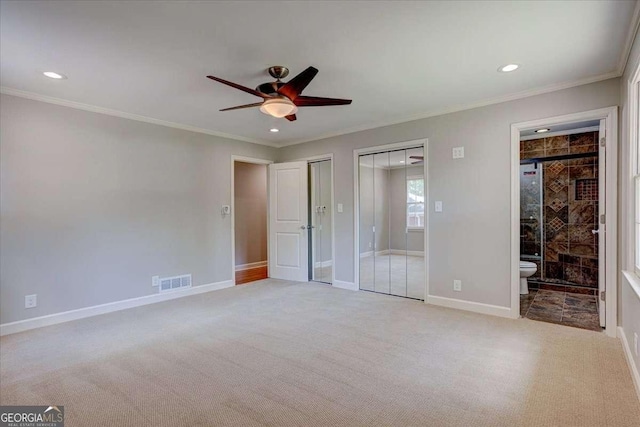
[152,276,160,287]
[452,147,465,159]
[453,280,462,292]
[25,294,37,309]
[634,333,638,357]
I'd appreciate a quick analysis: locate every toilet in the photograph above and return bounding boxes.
[519,261,537,294]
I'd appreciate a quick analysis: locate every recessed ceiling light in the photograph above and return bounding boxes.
[269,128,279,133]
[535,128,550,133]
[43,71,67,79]
[498,64,519,73]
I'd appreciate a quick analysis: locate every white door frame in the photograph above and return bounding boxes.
[293,153,336,285]
[353,138,429,300]
[230,155,273,284]
[510,107,618,336]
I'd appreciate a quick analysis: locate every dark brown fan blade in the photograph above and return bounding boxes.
[285,114,297,121]
[207,75,270,99]
[219,102,264,112]
[409,156,424,160]
[293,96,352,107]
[278,67,318,101]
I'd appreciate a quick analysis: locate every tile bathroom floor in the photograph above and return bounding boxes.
[520,289,602,331]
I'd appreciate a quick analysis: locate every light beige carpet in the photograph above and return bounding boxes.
[1,279,639,426]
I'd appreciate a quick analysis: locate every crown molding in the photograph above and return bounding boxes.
[618,0,640,75]
[277,71,620,147]
[0,68,622,151]
[0,86,280,148]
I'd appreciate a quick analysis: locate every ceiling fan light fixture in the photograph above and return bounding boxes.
[260,98,298,118]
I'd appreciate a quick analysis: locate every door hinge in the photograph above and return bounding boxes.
[600,214,606,224]
[600,291,606,302]
[599,137,606,147]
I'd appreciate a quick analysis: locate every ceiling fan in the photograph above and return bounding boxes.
[206,66,352,121]
[410,155,424,165]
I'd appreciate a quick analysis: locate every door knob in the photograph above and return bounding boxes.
[591,229,599,235]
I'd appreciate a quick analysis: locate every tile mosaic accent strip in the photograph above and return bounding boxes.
[548,179,565,193]
[549,198,567,212]
[547,217,564,233]
[575,178,598,201]
[546,161,565,175]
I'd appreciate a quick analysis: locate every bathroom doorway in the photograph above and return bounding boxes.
[511,108,618,336]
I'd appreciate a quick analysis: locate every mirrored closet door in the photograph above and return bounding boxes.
[358,146,425,300]
[310,160,332,284]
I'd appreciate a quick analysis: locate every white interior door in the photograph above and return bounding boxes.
[597,119,606,327]
[269,161,309,281]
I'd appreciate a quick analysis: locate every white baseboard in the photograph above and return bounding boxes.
[426,295,514,319]
[333,280,358,291]
[235,261,268,272]
[0,280,234,336]
[619,326,640,402]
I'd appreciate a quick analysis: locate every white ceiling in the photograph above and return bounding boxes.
[1,1,638,147]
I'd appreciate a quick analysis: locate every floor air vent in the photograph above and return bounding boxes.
[159,274,192,293]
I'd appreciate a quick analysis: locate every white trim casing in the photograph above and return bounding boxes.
[510,106,619,335]
[0,280,234,336]
[619,326,640,402]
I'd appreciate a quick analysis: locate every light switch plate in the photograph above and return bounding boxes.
[452,147,465,159]
[435,201,443,212]
[152,276,159,287]
[453,280,462,292]
[337,203,343,213]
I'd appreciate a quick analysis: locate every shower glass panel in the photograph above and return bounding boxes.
[406,146,426,299]
[359,155,375,291]
[520,163,543,264]
[389,149,408,297]
[374,151,391,294]
[310,160,332,284]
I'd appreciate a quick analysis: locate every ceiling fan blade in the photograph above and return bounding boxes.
[207,75,269,99]
[409,156,424,160]
[278,67,318,101]
[294,96,352,107]
[219,102,264,112]
[285,114,297,121]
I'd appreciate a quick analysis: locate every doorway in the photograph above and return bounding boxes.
[511,107,618,337]
[267,157,335,285]
[232,157,271,285]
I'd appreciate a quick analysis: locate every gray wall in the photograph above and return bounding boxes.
[620,28,640,380]
[390,165,424,252]
[0,94,277,323]
[234,161,267,267]
[279,78,620,308]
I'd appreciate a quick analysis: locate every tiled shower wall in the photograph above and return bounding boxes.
[520,131,599,289]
